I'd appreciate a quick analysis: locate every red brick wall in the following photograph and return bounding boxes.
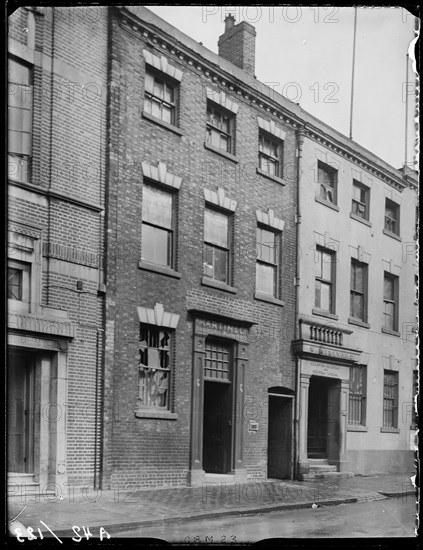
[8,7,108,487]
[104,10,297,488]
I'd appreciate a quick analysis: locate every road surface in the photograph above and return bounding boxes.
[116,497,417,541]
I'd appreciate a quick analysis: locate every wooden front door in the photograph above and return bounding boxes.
[307,377,328,459]
[202,381,233,474]
[7,353,34,473]
[267,395,292,479]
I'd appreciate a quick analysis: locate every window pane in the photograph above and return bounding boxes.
[9,106,31,132]
[384,277,394,300]
[319,282,331,310]
[315,249,322,278]
[318,167,333,187]
[203,243,214,278]
[145,73,154,94]
[213,247,228,282]
[8,268,22,300]
[321,252,332,281]
[204,209,228,247]
[315,280,331,310]
[8,129,31,155]
[384,302,394,329]
[151,99,161,119]
[162,105,172,124]
[257,228,275,263]
[153,79,163,99]
[203,244,228,282]
[8,59,31,84]
[142,224,171,266]
[256,263,276,296]
[352,184,361,201]
[351,293,364,319]
[385,202,397,220]
[164,84,173,104]
[352,264,363,291]
[142,185,173,229]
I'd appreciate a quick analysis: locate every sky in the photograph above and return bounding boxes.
[146,5,418,171]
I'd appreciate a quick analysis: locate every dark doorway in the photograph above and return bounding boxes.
[203,381,233,474]
[267,395,292,479]
[307,376,329,459]
[7,352,35,473]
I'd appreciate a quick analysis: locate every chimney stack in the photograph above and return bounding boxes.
[218,15,256,76]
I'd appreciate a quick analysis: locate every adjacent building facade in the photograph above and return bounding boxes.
[7,6,108,494]
[7,6,418,494]
[294,125,418,477]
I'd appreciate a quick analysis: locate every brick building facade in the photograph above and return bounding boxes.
[103,7,298,488]
[7,6,108,495]
[7,6,417,494]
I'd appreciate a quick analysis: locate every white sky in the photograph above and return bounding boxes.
[146,5,418,170]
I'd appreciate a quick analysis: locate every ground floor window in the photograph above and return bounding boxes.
[348,365,366,426]
[138,325,172,409]
[383,370,398,428]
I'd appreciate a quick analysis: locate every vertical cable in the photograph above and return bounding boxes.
[349,7,357,140]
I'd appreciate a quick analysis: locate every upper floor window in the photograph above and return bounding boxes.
[203,207,231,284]
[258,132,283,178]
[314,246,336,313]
[8,58,32,183]
[8,261,30,302]
[256,226,280,298]
[384,198,400,236]
[138,325,172,410]
[352,181,370,221]
[141,183,175,268]
[206,103,235,154]
[144,70,177,126]
[383,272,399,332]
[317,161,337,205]
[350,260,368,322]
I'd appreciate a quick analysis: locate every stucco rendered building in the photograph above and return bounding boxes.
[7,6,418,495]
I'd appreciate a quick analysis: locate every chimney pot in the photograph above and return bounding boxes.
[224,14,235,31]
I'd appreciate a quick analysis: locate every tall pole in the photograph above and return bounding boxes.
[349,7,358,139]
[404,53,409,171]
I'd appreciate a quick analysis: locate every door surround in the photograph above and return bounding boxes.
[188,311,255,487]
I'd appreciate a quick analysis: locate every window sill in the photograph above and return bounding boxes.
[348,317,370,329]
[254,291,285,306]
[139,260,181,279]
[312,308,339,321]
[380,427,400,434]
[350,212,372,227]
[8,299,31,315]
[315,196,340,212]
[135,410,178,420]
[201,276,237,294]
[347,425,368,432]
[382,327,400,337]
[256,168,286,186]
[383,228,401,242]
[142,111,183,136]
[204,142,239,163]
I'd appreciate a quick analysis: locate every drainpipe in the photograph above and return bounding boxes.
[46,6,55,304]
[294,127,305,479]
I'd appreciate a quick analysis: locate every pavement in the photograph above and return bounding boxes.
[7,473,417,539]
